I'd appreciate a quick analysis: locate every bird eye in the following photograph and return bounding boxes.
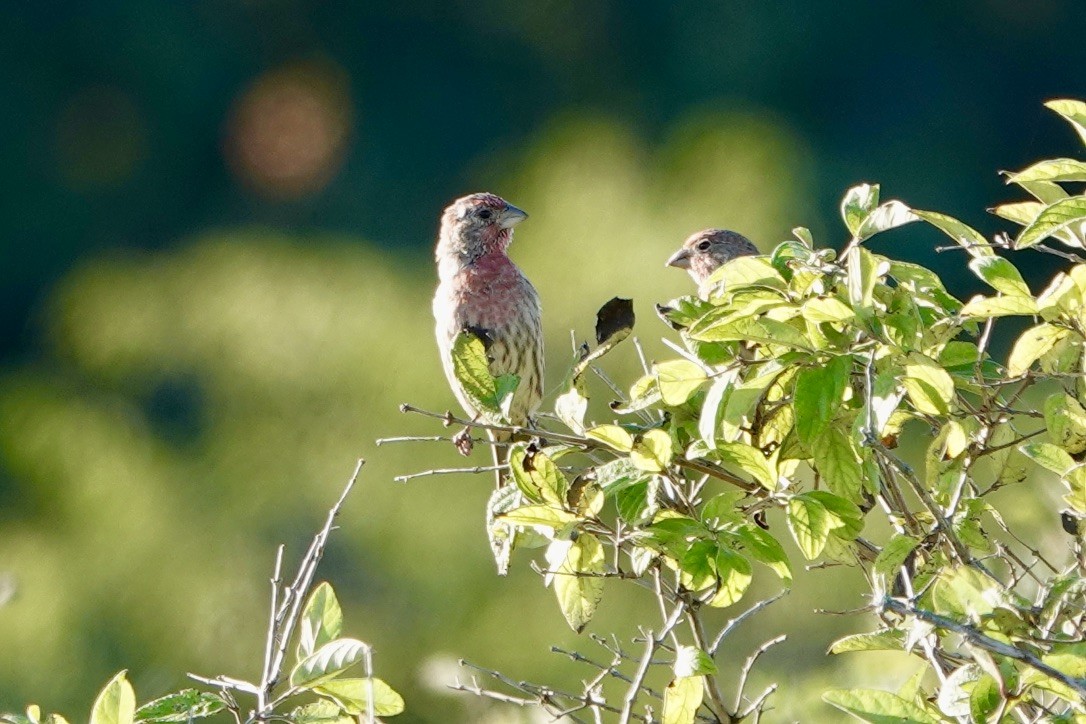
[477,209,493,220]
[696,240,712,251]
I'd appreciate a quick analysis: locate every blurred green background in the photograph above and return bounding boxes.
[2,1,1084,720]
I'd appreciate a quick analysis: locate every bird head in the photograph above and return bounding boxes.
[666,229,759,285]
[437,193,528,268]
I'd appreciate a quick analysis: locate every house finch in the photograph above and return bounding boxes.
[665,228,759,288]
[433,192,544,480]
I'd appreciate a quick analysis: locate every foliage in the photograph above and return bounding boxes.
[401,99,1086,722]
[2,463,403,724]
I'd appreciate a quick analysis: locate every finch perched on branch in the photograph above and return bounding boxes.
[666,228,759,291]
[432,193,544,481]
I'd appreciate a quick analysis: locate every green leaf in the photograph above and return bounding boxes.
[931,567,1004,618]
[992,200,1044,227]
[913,209,993,258]
[968,256,1030,296]
[135,691,226,723]
[805,490,864,539]
[801,296,855,323]
[1019,442,1076,476]
[787,495,831,560]
[631,430,673,472]
[967,675,1001,723]
[828,630,905,654]
[316,678,406,717]
[1007,158,1086,184]
[734,525,792,584]
[595,458,646,492]
[794,356,851,445]
[1006,323,1068,376]
[662,676,704,724]
[1046,98,1086,147]
[901,352,955,416]
[1045,393,1086,454]
[822,688,939,723]
[1015,196,1086,249]
[709,548,752,607]
[846,247,885,311]
[937,664,984,719]
[450,331,515,420]
[874,536,919,577]
[698,368,738,447]
[842,183,880,235]
[688,315,810,349]
[551,533,606,632]
[655,359,708,406]
[714,441,777,490]
[702,256,786,292]
[674,645,717,677]
[290,639,369,689]
[701,491,745,529]
[499,504,578,530]
[856,200,918,241]
[289,701,354,724]
[90,672,136,724]
[508,444,568,505]
[959,294,1039,318]
[586,425,633,452]
[811,427,866,501]
[298,582,343,661]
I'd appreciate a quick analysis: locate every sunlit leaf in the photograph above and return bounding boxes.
[841,183,880,235]
[674,645,717,677]
[662,676,704,724]
[959,294,1039,318]
[823,688,939,723]
[828,630,905,654]
[655,359,708,406]
[811,427,866,501]
[1006,323,1068,376]
[298,582,343,661]
[1045,98,1086,147]
[290,639,368,689]
[499,504,577,530]
[874,535,919,577]
[856,200,918,241]
[289,701,354,724]
[316,678,406,717]
[1015,196,1086,249]
[714,441,776,490]
[90,672,136,724]
[552,533,606,632]
[586,425,634,452]
[134,690,226,723]
[801,296,855,323]
[787,495,831,560]
[1007,158,1086,184]
[709,548,752,607]
[901,352,955,415]
[1019,442,1076,476]
[631,429,673,472]
[913,209,993,257]
[508,444,568,505]
[968,256,1029,296]
[794,355,851,445]
[554,381,588,435]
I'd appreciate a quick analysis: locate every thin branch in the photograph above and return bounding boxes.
[709,590,787,656]
[882,597,1086,699]
[394,464,505,483]
[734,635,786,715]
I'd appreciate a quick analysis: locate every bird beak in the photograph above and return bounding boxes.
[666,248,692,269]
[499,203,529,229]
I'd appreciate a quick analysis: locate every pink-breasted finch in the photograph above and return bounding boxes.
[665,228,759,291]
[432,193,544,481]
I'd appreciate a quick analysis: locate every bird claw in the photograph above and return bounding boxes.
[452,427,474,457]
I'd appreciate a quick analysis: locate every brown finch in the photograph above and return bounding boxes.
[433,193,544,478]
[665,228,759,289]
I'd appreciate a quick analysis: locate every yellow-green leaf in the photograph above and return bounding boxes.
[291,639,368,689]
[1046,98,1086,147]
[298,582,343,660]
[586,425,633,452]
[787,495,831,560]
[662,676,704,724]
[1016,196,1086,249]
[1007,158,1086,184]
[631,429,673,472]
[714,442,777,490]
[1006,323,1068,376]
[316,678,406,717]
[90,672,136,724]
[914,209,993,257]
[960,294,1039,318]
[654,359,708,406]
[801,296,855,323]
[551,533,606,632]
[499,504,578,530]
[902,352,955,415]
[968,256,1030,296]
